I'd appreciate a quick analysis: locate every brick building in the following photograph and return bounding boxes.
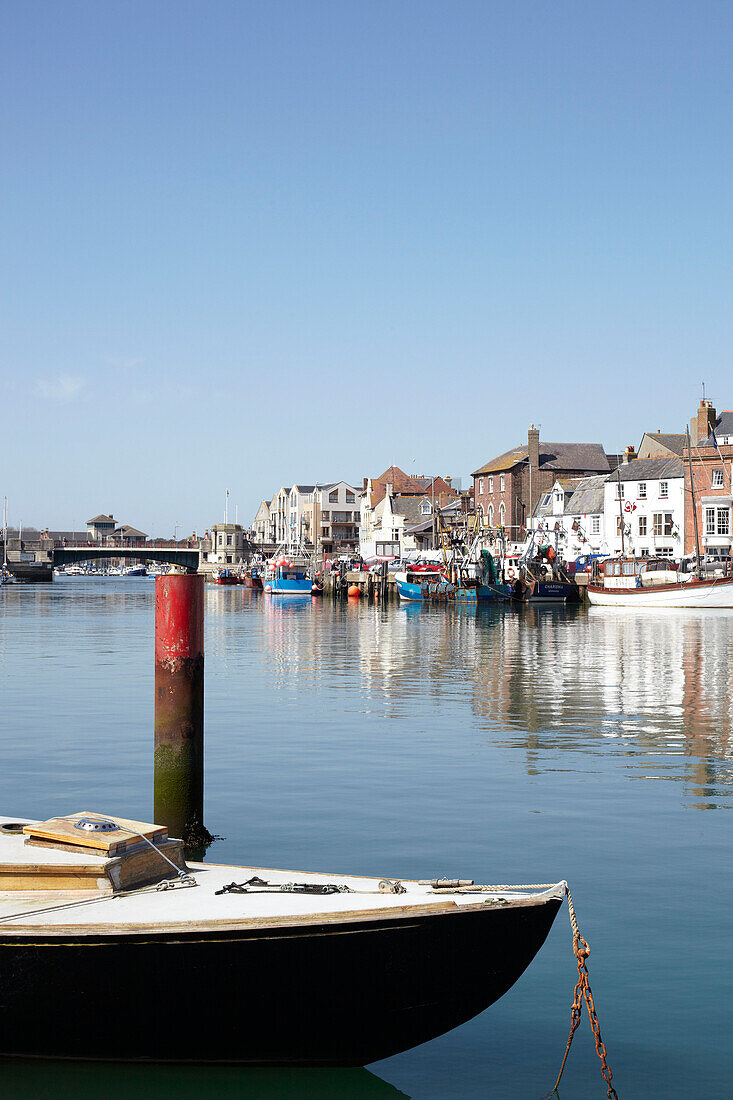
[684,400,733,558]
[472,426,611,538]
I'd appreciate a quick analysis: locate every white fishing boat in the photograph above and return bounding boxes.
[587,556,733,607]
[0,811,565,1065]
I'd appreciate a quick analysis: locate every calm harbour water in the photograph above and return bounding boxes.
[1,577,732,1099]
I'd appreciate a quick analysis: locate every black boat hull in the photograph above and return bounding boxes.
[0,898,561,1064]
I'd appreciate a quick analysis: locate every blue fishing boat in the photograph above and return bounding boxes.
[394,568,455,602]
[264,558,312,596]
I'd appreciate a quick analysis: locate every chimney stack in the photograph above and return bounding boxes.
[623,445,636,464]
[528,424,540,469]
[693,399,716,446]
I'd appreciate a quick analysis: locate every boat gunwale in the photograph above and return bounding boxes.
[587,573,733,596]
[0,883,566,939]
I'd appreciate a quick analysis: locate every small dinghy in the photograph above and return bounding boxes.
[0,812,565,1065]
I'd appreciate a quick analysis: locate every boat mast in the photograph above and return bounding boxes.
[686,427,703,578]
[616,462,625,555]
[2,497,7,571]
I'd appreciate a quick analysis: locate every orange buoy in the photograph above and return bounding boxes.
[347,584,361,598]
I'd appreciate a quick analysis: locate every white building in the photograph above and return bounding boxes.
[531,476,609,559]
[602,456,684,558]
[208,523,246,565]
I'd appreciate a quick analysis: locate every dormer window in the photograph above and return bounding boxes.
[420,499,432,515]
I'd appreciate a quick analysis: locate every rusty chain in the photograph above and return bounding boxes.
[552,888,618,1098]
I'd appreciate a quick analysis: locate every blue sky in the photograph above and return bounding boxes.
[2,1,732,533]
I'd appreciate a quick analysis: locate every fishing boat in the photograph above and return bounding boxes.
[243,566,264,590]
[394,566,455,602]
[264,556,312,596]
[587,556,733,607]
[0,811,565,1065]
[124,565,147,577]
[213,568,242,585]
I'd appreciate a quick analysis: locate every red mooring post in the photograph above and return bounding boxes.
[154,573,205,842]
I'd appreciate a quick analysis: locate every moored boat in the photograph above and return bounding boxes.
[587,555,733,607]
[0,811,565,1065]
[264,556,312,596]
[395,567,455,602]
[213,568,242,585]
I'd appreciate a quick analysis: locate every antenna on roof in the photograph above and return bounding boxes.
[702,381,706,400]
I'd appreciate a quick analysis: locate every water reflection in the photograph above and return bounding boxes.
[204,591,733,808]
[0,1061,409,1100]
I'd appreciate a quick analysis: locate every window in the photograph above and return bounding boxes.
[420,499,432,515]
[639,547,650,557]
[488,476,494,493]
[591,516,600,535]
[657,547,674,558]
[616,517,624,535]
[659,481,668,498]
[328,490,339,503]
[638,516,647,536]
[638,482,647,499]
[616,482,624,499]
[478,478,484,495]
[712,469,724,488]
[653,512,673,536]
[500,474,505,491]
[542,493,551,506]
[717,508,730,536]
[218,533,224,545]
[226,535,232,546]
[487,504,494,526]
[321,511,330,521]
[706,507,716,535]
[346,492,355,503]
[499,502,506,526]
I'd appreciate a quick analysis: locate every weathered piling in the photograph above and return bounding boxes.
[154,574,208,844]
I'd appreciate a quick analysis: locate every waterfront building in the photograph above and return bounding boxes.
[253,482,362,556]
[530,475,609,559]
[603,456,684,558]
[252,500,271,545]
[300,483,362,556]
[359,466,459,557]
[472,427,611,540]
[684,399,733,559]
[209,523,247,565]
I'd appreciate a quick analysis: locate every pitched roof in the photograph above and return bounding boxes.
[116,525,148,538]
[533,475,610,519]
[640,432,687,457]
[473,443,610,477]
[566,475,609,515]
[87,514,115,524]
[614,456,683,481]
